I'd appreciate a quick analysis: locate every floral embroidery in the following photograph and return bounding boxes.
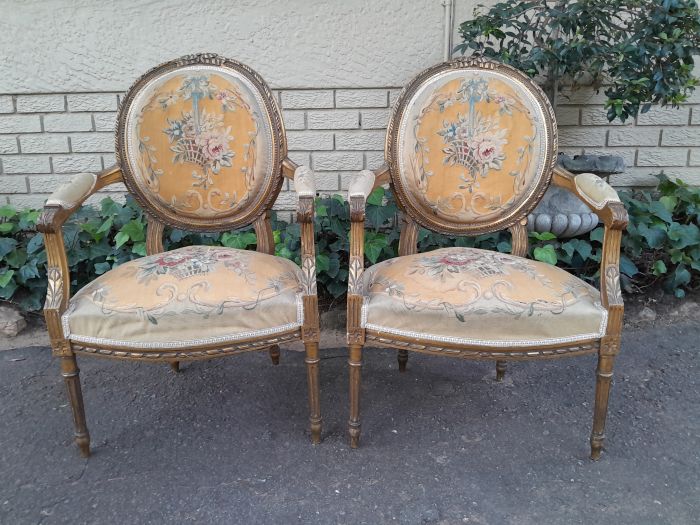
[134,72,261,216]
[81,247,302,326]
[365,248,598,324]
[407,72,544,223]
[136,246,251,283]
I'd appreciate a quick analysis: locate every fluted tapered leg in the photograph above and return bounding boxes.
[348,343,363,448]
[590,353,616,460]
[61,355,90,457]
[169,361,180,373]
[496,360,507,381]
[397,349,408,372]
[269,345,281,365]
[304,342,321,444]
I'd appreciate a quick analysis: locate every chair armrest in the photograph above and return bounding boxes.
[552,166,628,231]
[36,166,123,341]
[37,165,123,234]
[552,166,628,328]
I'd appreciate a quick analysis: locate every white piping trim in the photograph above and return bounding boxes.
[361,297,608,348]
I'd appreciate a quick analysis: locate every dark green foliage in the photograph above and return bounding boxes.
[455,0,700,122]
[1,175,698,311]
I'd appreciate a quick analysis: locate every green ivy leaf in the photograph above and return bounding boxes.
[0,223,14,234]
[530,231,556,241]
[316,253,330,273]
[0,238,18,258]
[652,260,667,275]
[0,270,15,288]
[120,220,146,242]
[533,245,557,265]
[365,232,389,264]
[366,187,384,206]
[114,231,129,248]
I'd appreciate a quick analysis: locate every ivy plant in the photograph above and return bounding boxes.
[0,175,698,312]
[455,0,700,122]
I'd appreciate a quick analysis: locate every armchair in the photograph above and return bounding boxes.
[38,53,322,457]
[346,58,628,459]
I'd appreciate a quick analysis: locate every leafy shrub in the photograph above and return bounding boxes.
[455,0,700,122]
[0,175,698,312]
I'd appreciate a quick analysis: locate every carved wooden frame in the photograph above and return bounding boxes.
[37,55,321,457]
[346,58,628,460]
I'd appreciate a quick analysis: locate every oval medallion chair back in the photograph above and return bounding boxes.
[38,54,322,457]
[346,57,628,459]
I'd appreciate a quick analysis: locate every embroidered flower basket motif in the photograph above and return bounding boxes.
[404,71,547,225]
[132,72,263,218]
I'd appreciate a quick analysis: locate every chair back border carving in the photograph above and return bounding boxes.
[386,57,558,236]
[116,53,287,233]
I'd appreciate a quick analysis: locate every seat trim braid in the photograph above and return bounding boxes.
[61,292,304,350]
[360,299,608,348]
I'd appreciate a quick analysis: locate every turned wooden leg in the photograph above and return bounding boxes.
[60,355,90,457]
[304,342,321,444]
[590,353,616,460]
[169,361,180,373]
[397,349,408,372]
[348,343,363,448]
[269,345,280,366]
[496,360,507,381]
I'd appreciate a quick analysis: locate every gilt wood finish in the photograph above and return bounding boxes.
[347,58,628,459]
[38,55,322,457]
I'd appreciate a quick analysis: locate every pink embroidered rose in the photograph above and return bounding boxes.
[438,253,477,266]
[197,132,229,162]
[154,254,190,268]
[476,139,499,162]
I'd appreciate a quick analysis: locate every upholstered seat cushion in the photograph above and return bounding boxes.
[361,248,607,347]
[62,246,304,349]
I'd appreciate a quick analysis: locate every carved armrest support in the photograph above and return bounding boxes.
[347,170,378,345]
[292,165,319,341]
[552,166,627,329]
[37,166,123,324]
[348,169,376,294]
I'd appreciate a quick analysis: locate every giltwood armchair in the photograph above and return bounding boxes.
[346,58,628,459]
[37,54,322,457]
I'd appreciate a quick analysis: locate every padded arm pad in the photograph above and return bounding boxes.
[45,172,97,209]
[348,169,376,199]
[574,173,621,210]
[293,165,316,197]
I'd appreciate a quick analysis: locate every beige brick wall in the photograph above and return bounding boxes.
[0,87,699,217]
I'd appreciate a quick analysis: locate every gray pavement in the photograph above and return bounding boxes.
[0,321,698,524]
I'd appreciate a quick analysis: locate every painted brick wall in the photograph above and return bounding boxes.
[0,88,698,219]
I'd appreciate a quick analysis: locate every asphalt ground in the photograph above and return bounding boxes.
[0,321,698,524]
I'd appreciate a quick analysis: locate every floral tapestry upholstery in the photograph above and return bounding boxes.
[396,68,551,229]
[62,246,304,349]
[122,66,274,221]
[361,248,606,347]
